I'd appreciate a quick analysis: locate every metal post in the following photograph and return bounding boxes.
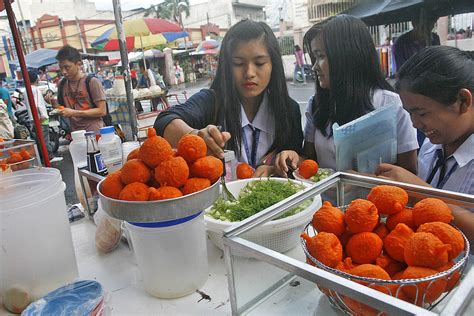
[75,16,91,73]
[112,0,138,141]
[15,0,30,53]
[4,0,50,167]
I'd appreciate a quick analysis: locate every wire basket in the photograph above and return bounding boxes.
[300,206,471,314]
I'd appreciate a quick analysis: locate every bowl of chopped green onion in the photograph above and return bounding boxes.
[205,178,322,253]
[293,168,334,183]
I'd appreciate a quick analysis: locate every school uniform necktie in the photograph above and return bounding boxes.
[243,126,260,169]
[426,149,456,188]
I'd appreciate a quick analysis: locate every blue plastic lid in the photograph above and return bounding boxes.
[22,280,103,315]
[99,126,115,135]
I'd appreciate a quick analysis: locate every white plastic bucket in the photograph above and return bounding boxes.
[0,168,78,310]
[125,212,208,298]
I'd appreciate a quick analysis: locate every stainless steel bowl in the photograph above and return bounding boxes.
[98,179,220,223]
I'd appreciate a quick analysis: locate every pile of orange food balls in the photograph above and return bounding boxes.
[100,128,223,201]
[302,185,465,313]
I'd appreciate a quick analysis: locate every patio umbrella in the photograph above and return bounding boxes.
[91,18,188,51]
[192,39,220,55]
[342,0,474,26]
[9,48,57,69]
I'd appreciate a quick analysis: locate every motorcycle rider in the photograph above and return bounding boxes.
[25,70,62,163]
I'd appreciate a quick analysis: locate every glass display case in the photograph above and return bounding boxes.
[222,172,473,315]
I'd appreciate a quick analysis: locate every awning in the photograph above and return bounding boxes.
[342,0,474,26]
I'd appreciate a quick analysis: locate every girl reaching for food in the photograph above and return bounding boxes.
[274,15,418,177]
[154,19,303,177]
[375,46,473,243]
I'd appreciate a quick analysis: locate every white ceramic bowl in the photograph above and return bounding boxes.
[204,178,322,253]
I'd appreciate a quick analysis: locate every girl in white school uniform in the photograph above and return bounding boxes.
[275,15,418,176]
[376,46,474,243]
[155,19,303,176]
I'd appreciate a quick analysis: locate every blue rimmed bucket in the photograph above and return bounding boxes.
[124,211,208,298]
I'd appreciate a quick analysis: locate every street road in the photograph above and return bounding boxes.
[55,80,316,205]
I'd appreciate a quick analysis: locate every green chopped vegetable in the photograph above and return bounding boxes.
[207,179,312,222]
[309,169,332,183]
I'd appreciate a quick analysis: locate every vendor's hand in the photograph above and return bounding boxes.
[274,150,300,178]
[59,107,76,118]
[253,165,274,178]
[197,124,231,159]
[375,163,429,187]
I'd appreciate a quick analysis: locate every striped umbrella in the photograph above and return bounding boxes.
[92,18,188,51]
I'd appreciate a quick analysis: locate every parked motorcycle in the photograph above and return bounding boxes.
[296,64,316,83]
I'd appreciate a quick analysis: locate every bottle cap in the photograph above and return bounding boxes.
[71,130,86,141]
[99,126,115,135]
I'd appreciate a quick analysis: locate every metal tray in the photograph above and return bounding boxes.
[98,178,220,223]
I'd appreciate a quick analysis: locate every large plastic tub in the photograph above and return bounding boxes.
[0,168,78,312]
[125,212,208,299]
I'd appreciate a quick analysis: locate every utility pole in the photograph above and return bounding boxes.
[75,16,90,73]
[16,0,31,53]
[112,0,138,141]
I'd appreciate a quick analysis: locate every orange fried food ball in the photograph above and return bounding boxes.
[438,261,460,291]
[236,162,254,179]
[155,156,189,188]
[375,254,406,277]
[386,208,415,231]
[383,223,414,262]
[119,182,150,201]
[367,185,408,215]
[121,159,151,184]
[350,264,391,280]
[399,266,447,305]
[182,177,211,195]
[6,151,22,164]
[412,198,453,227]
[19,149,31,160]
[127,147,140,161]
[139,127,174,168]
[100,171,124,199]
[404,232,450,269]
[417,222,464,261]
[177,134,207,164]
[301,232,342,268]
[190,156,223,183]
[311,201,345,237]
[344,199,379,233]
[335,257,358,273]
[346,232,383,264]
[298,159,319,179]
[373,222,389,240]
[149,186,183,201]
[343,264,391,316]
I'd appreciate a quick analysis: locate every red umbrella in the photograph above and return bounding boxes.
[92,18,188,51]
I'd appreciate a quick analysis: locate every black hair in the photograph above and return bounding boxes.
[295,44,301,51]
[210,19,295,157]
[303,14,392,136]
[56,45,82,63]
[396,46,474,105]
[28,69,38,84]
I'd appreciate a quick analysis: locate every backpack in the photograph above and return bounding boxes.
[57,74,113,126]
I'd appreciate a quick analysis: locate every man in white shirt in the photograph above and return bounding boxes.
[25,70,62,163]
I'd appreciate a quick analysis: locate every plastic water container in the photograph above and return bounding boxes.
[121,141,140,163]
[125,212,209,298]
[98,126,123,173]
[0,168,79,312]
[70,130,91,209]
